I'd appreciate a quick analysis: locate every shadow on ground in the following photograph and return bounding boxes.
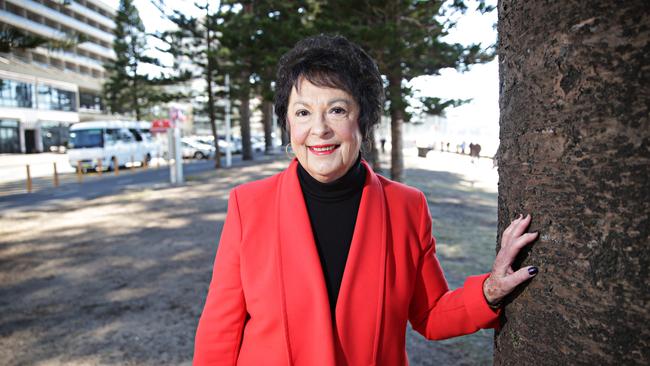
[0,160,497,365]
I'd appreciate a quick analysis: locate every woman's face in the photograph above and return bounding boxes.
[288,77,362,183]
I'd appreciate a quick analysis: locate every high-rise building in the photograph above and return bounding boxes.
[0,0,116,153]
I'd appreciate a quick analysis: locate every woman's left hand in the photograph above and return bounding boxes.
[483,214,539,307]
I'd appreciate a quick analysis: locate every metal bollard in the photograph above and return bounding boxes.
[76,161,83,183]
[130,155,135,172]
[53,162,59,187]
[97,158,102,176]
[113,157,119,176]
[26,164,32,193]
[156,153,160,169]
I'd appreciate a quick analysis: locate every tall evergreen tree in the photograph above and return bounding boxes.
[152,2,226,168]
[103,0,176,120]
[217,1,315,160]
[316,0,494,181]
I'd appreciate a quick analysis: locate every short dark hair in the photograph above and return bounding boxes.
[274,35,384,143]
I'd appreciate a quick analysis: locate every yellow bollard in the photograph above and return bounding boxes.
[26,164,32,193]
[113,157,119,176]
[76,161,83,183]
[97,158,102,176]
[53,162,59,187]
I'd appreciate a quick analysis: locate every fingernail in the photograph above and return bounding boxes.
[528,266,538,276]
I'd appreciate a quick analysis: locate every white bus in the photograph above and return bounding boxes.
[68,120,159,172]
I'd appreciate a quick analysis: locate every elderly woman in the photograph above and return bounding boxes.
[194,35,538,365]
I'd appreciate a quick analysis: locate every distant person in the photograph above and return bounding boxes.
[461,141,466,154]
[380,137,387,152]
[475,143,482,159]
[446,142,450,152]
[194,35,539,365]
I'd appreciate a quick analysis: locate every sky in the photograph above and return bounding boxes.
[106,0,499,151]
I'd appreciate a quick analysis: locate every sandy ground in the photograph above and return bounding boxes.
[0,150,498,365]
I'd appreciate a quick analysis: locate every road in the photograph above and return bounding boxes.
[0,151,277,211]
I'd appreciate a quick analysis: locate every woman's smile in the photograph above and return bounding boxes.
[308,144,340,155]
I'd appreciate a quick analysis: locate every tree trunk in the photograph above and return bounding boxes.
[263,100,274,154]
[205,13,221,169]
[240,78,253,160]
[495,1,649,365]
[281,129,289,147]
[363,127,379,172]
[388,72,404,182]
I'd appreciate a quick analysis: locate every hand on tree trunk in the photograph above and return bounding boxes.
[483,214,539,307]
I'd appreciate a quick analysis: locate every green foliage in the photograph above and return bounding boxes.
[0,25,86,53]
[315,0,495,122]
[103,0,186,120]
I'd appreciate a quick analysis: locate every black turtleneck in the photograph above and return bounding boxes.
[297,156,366,318]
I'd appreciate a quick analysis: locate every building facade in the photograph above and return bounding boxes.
[0,0,116,153]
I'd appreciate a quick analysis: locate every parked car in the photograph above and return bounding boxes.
[181,138,215,159]
[251,135,265,152]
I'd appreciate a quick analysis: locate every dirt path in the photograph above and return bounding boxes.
[0,154,497,365]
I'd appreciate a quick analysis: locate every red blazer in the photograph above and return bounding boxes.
[194,159,499,366]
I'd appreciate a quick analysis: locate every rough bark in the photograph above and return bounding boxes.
[495,1,649,365]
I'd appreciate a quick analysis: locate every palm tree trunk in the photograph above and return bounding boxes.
[495,1,649,365]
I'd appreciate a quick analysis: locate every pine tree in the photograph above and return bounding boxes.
[316,0,494,181]
[103,0,174,120]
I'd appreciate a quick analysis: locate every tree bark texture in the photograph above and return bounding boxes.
[496,1,649,365]
[389,72,404,182]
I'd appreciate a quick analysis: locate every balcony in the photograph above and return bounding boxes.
[0,10,116,60]
[6,0,115,44]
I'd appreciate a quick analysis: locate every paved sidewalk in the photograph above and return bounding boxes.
[0,152,497,366]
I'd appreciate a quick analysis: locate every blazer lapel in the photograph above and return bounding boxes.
[335,160,387,365]
[275,159,336,365]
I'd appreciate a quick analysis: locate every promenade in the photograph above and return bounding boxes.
[0,149,498,365]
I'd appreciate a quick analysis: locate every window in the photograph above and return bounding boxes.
[0,79,34,108]
[79,92,103,111]
[128,129,143,141]
[69,128,103,149]
[0,120,20,153]
[37,84,77,111]
[41,121,69,152]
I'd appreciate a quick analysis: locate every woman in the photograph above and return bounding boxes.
[194,35,538,365]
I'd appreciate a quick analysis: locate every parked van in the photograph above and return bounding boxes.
[68,121,159,172]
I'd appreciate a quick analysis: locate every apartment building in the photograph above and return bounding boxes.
[0,0,116,153]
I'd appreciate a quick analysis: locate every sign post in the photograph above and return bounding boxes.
[168,106,184,185]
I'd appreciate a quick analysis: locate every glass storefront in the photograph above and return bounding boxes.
[0,79,33,108]
[37,84,77,111]
[0,119,20,153]
[40,121,70,152]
